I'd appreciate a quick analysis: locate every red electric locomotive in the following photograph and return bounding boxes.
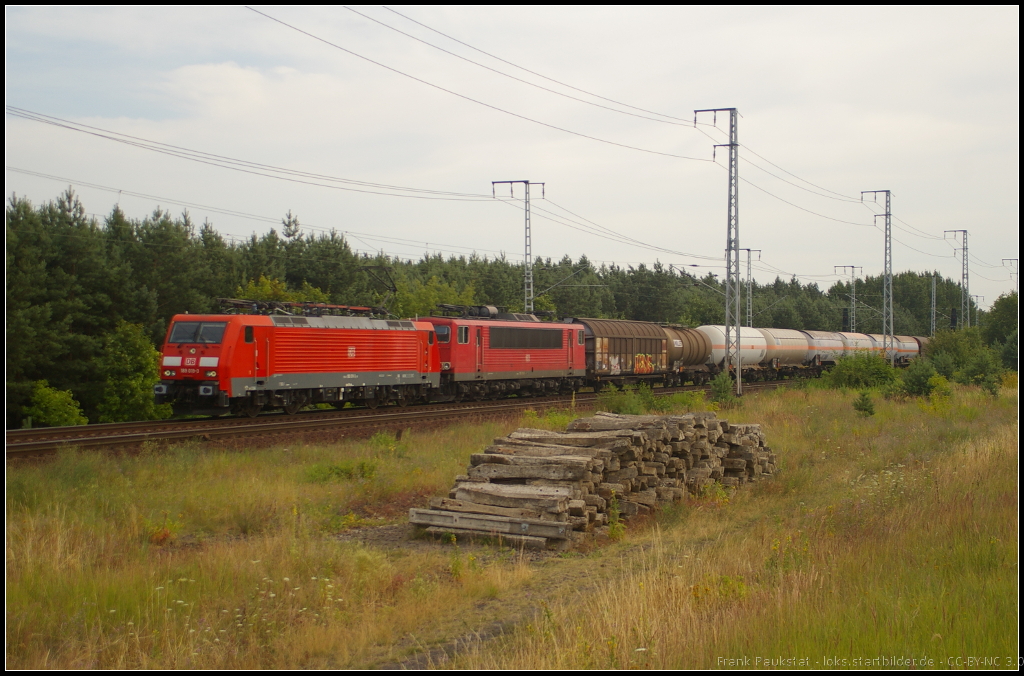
[421,305,586,401]
[154,311,441,416]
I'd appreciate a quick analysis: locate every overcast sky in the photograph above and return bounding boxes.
[5,6,1019,309]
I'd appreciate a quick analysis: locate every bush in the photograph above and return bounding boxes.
[21,380,89,427]
[956,348,1003,396]
[669,389,710,412]
[927,374,952,400]
[635,382,671,413]
[596,386,643,415]
[999,330,1017,371]
[96,322,172,423]
[824,352,897,389]
[709,371,737,406]
[881,378,909,401]
[901,358,937,396]
[930,352,956,379]
[924,328,983,371]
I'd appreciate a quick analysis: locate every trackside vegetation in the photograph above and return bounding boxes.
[451,384,1017,670]
[6,381,1016,668]
[7,190,1012,428]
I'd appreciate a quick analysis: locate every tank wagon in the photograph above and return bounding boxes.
[690,326,924,379]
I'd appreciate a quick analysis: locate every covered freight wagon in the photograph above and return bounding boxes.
[569,317,668,385]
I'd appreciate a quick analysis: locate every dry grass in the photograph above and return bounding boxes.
[7,386,1017,669]
[451,385,1019,669]
[5,420,533,668]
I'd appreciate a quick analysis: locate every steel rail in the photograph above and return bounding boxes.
[6,381,785,458]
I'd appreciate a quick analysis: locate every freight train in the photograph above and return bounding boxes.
[154,303,928,417]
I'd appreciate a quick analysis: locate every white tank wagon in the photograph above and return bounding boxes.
[838,332,877,356]
[800,330,846,365]
[864,334,920,364]
[695,325,768,369]
[756,328,811,367]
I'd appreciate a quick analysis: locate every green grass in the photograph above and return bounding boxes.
[7,384,1017,669]
[5,420,532,668]
[450,384,1019,669]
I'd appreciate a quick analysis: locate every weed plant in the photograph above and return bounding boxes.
[5,421,533,668]
[596,384,714,415]
[9,385,1016,669]
[450,383,1018,669]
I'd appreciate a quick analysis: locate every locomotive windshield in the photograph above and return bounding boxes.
[434,325,451,343]
[168,321,228,344]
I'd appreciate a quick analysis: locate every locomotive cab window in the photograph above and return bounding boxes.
[244,326,254,343]
[428,331,435,345]
[577,330,585,345]
[489,327,562,349]
[435,325,451,343]
[169,321,228,344]
[457,326,470,344]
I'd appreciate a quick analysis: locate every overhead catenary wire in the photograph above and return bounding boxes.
[692,123,863,204]
[15,11,1010,284]
[7,157,737,266]
[6,106,494,202]
[243,6,712,163]
[380,5,693,124]
[384,4,919,218]
[8,164,738,269]
[342,6,699,129]
[6,165,526,259]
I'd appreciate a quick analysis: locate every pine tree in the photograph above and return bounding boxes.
[853,391,875,417]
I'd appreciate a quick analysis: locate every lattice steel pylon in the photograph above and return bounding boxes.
[1002,259,1018,293]
[945,230,969,329]
[834,265,862,332]
[742,249,760,327]
[863,190,894,365]
[696,107,741,394]
[930,274,937,336]
[493,180,545,313]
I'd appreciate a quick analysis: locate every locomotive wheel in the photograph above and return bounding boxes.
[243,402,263,418]
[284,400,303,415]
[364,397,380,409]
[396,392,410,407]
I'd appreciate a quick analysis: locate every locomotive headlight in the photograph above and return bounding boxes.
[163,369,176,377]
[205,370,218,377]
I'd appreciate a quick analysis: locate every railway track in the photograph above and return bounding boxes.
[6,381,786,458]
